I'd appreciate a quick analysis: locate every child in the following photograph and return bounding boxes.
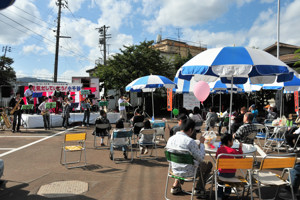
[139,119,153,154]
[95,110,111,146]
[216,134,243,199]
[110,119,128,159]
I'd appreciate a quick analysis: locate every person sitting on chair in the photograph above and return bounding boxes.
[216,133,243,199]
[249,104,258,123]
[231,106,247,134]
[95,110,111,146]
[285,116,300,152]
[0,159,4,186]
[166,118,212,198]
[169,114,188,137]
[110,119,128,159]
[234,112,258,144]
[132,108,144,135]
[205,106,218,131]
[189,106,203,134]
[138,119,153,154]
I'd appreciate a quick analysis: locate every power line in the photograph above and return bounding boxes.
[6,9,53,31]
[12,4,56,27]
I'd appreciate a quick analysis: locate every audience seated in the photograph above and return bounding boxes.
[286,116,300,152]
[234,112,258,144]
[139,119,153,154]
[110,119,128,159]
[132,108,145,135]
[231,106,247,134]
[216,133,243,199]
[249,104,258,123]
[95,110,111,146]
[169,114,188,137]
[189,106,203,133]
[166,118,212,198]
[205,107,218,131]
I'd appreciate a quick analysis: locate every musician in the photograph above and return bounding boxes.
[82,98,91,127]
[38,97,50,130]
[24,85,34,114]
[61,97,70,129]
[118,95,129,122]
[52,86,63,114]
[9,92,24,133]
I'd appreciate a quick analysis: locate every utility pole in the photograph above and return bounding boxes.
[2,46,11,57]
[96,25,111,66]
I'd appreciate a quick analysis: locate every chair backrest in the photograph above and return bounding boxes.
[140,129,156,135]
[113,129,133,138]
[216,153,254,170]
[165,151,194,165]
[96,123,110,129]
[259,153,297,170]
[247,131,258,140]
[65,133,87,142]
[134,122,144,128]
[152,121,166,128]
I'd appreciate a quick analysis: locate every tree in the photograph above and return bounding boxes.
[294,48,300,73]
[172,50,193,71]
[94,41,173,91]
[0,56,16,86]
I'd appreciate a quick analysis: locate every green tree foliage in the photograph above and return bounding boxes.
[172,50,193,71]
[94,41,173,91]
[0,56,16,86]
[294,49,300,73]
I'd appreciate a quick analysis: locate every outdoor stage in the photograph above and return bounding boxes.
[22,112,120,128]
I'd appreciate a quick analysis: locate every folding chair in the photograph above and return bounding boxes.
[164,150,202,200]
[152,120,166,143]
[94,123,110,149]
[137,129,157,159]
[110,128,133,163]
[60,132,87,169]
[210,153,254,200]
[252,153,297,200]
[133,122,144,144]
[256,124,270,148]
[263,126,287,153]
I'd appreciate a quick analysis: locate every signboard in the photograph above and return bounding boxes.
[183,93,199,110]
[167,89,173,111]
[294,91,299,112]
[28,82,82,92]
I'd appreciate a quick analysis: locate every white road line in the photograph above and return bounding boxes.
[0,136,47,138]
[0,127,78,158]
[0,148,15,150]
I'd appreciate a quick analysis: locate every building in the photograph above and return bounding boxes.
[152,38,206,61]
[264,42,300,68]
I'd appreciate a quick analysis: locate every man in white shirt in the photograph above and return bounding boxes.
[24,85,34,104]
[166,118,212,198]
[118,95,129,121]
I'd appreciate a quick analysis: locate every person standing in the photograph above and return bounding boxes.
[24,85,34,114]
[38,97,50,130]
[9,92,25,133]
[82,98,91,127]
[118,95,129,121]
[52,86,63,114]
[61,97,70,129]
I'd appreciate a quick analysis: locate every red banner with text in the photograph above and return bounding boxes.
[294,91,299,112]
[167,89,173,111]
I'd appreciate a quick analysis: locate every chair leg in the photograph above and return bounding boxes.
[60,147,64,165]
[165,166,171,200]
[215,172,218,200]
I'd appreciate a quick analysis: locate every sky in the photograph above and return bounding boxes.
[0,0,300,83]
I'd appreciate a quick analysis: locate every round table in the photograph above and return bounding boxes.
[205,141,257,154]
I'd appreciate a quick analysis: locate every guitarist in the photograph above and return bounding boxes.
[38,97,50,130]
[24,85,34,114]
[9,92,24,133]
[52,86,63,114]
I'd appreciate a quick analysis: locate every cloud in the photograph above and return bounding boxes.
[22,44,44,54]
[0,0,45,45]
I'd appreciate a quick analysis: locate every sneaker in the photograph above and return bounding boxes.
[170,186,182,195]
[82,124,85,127]
[16,130,21,133]
[101,143,105,146]
[193,190,208,199]
[279,190,292,200]
[12,130,15,133]
[144,148,148,154]
[109,152,113,160]
[140,147,144,154]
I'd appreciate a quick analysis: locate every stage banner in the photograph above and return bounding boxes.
[29,82,82,92]
[167,89,172,111]
[294,91,299,112]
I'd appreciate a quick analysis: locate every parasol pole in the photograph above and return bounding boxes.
[228,76,233,134]
[151,90,154,119]
[219,93,222,113]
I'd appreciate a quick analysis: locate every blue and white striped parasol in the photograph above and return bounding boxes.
[125,75,176,118]
[178,46,296,132]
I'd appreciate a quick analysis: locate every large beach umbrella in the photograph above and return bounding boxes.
[125,75,176,118]
[178,46,295,132]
